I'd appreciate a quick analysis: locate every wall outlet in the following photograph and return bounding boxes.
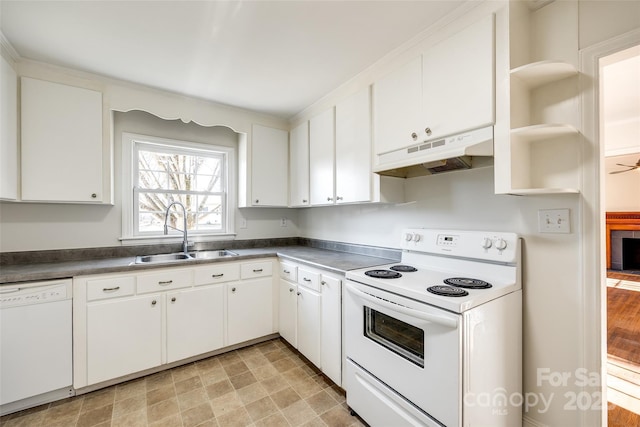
[538,209,571,233]
[280,218,287,227]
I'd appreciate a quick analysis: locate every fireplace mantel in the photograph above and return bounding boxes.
[606,212,640,269]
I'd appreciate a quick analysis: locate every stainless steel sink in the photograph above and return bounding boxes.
[135,253,193,264]
[134,250,238,264]
[188,250,238,259]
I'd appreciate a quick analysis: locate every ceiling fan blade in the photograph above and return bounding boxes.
[609,167,637,174]
[615,163,636,168]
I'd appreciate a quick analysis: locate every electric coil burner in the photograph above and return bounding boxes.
[444,277,492,289]
[390,265,417,272]
[427,285,469,297]
[364,270,402,279]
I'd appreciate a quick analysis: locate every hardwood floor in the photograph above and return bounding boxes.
[607,272,640,426]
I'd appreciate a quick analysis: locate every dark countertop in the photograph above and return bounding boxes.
[0,246,398,284]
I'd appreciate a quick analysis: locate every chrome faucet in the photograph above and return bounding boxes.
[163,201,189,254]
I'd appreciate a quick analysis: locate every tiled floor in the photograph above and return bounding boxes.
[0,339,367,427]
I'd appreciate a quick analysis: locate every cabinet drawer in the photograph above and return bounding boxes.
[280,262,297,282]
[297,268,321,292]
[137,269,193,294]
[194,263,240,286]
[241,261,273,279]
[87,276,135,301]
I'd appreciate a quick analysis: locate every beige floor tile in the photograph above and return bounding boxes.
[264,349,287,363]
[113,394,146,418]
[175,375,204,395]
[256,342,279,354]
[319,406,358,427]
[260,374,290,395]
[177,387,209,412]
[146,371,174,391]
[305,390,340,415]
[81,388,115,412]
[282,367,310,384]
[217,350,242,366]
[223,360,250,377]
[210,390,243,418]
[205,379,234,400]
[171,363,199,383]
[44,397,83,423]
[289,377,324,399]
[200,365,229,386]
[1,410,47,427]
[147,384,177,406]
[147,397,179,424]
[229,371,258,390]
[300,417,329,427]
[252,363,279,381]
[181,402,215,427]
[76,403,113,427]
[253,411,290,427]
[243,354,271,370]
[111,408,147,427]
[236,381,268,405]
[244,396,279,422]
[271,357,297,373]
[115,378,147,401]
[215,406,253,427]
[281,399,317,427]
[148,412,183,427]
[271,386,302,410]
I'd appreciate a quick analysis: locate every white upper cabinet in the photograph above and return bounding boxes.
[422,15,495,139]
[309,108,335,206]
[373,15,495,155]
[20,77,110,203]
[249,124,289,206]
[289,122,310,207]
[373,56,423,155]
[0,56,18,201]
[335,87,373,204]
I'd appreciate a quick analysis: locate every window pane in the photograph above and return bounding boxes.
[194,195,223,230]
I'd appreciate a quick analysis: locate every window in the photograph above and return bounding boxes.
[122,133,235,241]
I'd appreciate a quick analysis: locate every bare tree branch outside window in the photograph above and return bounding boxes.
[135,143,225,234]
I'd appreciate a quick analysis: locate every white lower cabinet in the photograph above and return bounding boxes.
[87,294,162,385]
[227,277,274,346]
[278,260,343,386]
[74,259,275,389]
[167,285,225,363]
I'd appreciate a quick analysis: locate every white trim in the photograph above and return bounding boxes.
[121,132,236,240]
[0,31,20,62]
[580,28,640,427]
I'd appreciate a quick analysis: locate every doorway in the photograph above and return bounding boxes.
[599,44,640,425]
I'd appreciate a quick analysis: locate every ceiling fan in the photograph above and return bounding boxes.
[610,157,640,174]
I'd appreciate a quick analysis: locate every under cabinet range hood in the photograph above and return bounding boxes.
[374,126,494,178]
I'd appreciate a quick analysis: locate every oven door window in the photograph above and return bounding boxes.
[364,306,424,368]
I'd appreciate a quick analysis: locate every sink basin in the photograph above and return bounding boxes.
[135,253,193,264]
[134,250,238,264]
[189,250,239,259]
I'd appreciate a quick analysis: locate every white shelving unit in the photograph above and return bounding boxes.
[495,1,582,195]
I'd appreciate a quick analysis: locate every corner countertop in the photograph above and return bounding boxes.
[0,246,398,284]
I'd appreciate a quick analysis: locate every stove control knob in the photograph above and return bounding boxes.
[482,237,492,249]
[405,233,413,242]
[495,238,508,251]
[413,233,422,242]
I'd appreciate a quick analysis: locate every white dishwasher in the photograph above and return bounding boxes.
[0,279,74,415]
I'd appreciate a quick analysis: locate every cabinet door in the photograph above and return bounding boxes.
[289,121,310,207]
[167,285,225,363]
[87,295,162,385]
[309,108,335,206]
[278,279,298,347]
[251,124,289,206]
[0,56,17,200]
[422,15,495,139]
[227,278,274,346]
[320,275,342,386]
[335,87,372,204]
[372,56,423,155]
[20,77,105,203]
[297,285,321,367]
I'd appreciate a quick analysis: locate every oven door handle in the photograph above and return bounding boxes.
[348,286,458,328]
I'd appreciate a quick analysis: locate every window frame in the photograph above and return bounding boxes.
[121,132,236,244]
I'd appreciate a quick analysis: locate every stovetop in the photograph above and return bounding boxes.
[345,229,521,313]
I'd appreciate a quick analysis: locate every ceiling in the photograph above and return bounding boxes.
[1,0,466,119]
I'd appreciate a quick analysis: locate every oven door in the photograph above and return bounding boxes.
[345,280,462,427]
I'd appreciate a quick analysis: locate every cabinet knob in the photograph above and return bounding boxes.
[303,277,311,282]
[411,132,418,140]
[425,127,432,136]
[321,281,326,286]
[289,288,294,292]
[336,196,343,201]
[231,287,237,292]
[302,199,308,203]
[255,199,259,204]
[91,193,97,199]
[327,197,333,202]
[296,292,301,296]
[151,300,157,306]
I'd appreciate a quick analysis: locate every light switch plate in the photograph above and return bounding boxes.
[538,209,571,233]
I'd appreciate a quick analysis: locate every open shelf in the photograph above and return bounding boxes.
[508,188,580,196]
[510,123,579,143]
[510,60,578,89]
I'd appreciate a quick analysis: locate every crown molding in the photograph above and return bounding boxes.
[0,31,20,62]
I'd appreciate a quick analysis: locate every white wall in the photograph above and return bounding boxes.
[0,110,298,252]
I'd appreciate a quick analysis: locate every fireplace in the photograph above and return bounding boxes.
[623,238,640,270]
[607,212,640,270]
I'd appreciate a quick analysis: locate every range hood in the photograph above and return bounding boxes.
[374,126,494,178]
